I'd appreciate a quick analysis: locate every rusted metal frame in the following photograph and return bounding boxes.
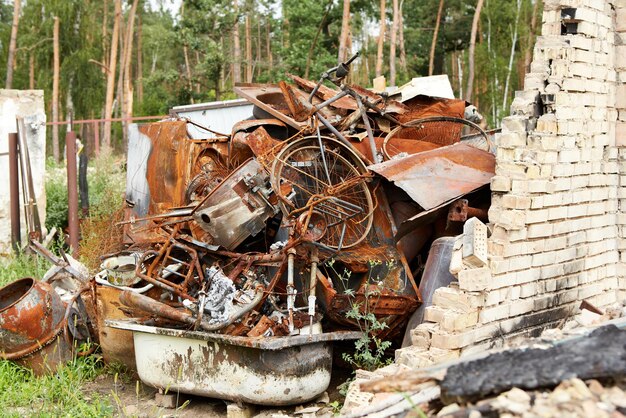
[16,118,42,241]
[311,90,349,114]
[8,133,20,251]
[351,92,379,163]
[162,238,205,292]
[180,117,230,138]
[316,113,372,165]
[134,250,197,302]
[66,131,80,253]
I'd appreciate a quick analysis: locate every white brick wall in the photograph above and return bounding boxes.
[396,0,626,368]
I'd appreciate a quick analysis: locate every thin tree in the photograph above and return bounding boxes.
[428,0,444,76]
[337,0,351,63]
[398,0,407,74]
[52,17,60,162]
[502,0,522,110]
[265,18,273,74]
[305,0,332,79]
[389,0,399,86]
[523,0,540,83]
[465,0,484,103]
[375,0,386,77]
[245,14,252,82]
[233,0,242,84]
[137,8,143,104]
[103,0,121,149]
[29,52,34,89]
[122,0,140,148]
[5,0,21,89]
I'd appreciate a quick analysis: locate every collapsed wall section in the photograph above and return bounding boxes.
[396,0,624,367]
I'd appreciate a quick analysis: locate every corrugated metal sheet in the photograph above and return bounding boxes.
[171,99,253,138]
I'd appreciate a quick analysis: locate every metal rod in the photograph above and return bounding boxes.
[16,118,42,241]
[316,126,332,184]
[308,247,319,336]
[8,133,20,251]
[353,94,380,163]
[316,114,372,165]
[66,131,80,254]
[287,248,296,333]
[312,90,349,113]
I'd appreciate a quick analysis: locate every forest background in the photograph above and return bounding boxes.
[0,0,542,157]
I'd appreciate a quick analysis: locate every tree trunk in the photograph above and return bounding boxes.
[305,0,332,79]
[337,0,351,63]
[245,14,252,83]
[122,0,139,150]
[29,52,34,89]
[233,0,242,84]
[375,0,386,77]
[502,0,522,111]
[428,0,444,76]
[523,0,540,86]
[266,19,273,74]
[137,8,143,104]
[103,0,121,149]
[389,0,399,86]
[398,0,407,74]
[465,0,484,103]
[256,18,261,78]
[52,16,60,162]
[102,0,108,70]
[5,0,21,89]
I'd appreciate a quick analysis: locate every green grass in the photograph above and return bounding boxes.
[0,355,113,417]
[0,253,49,287]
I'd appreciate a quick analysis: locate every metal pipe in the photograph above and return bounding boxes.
[287,248,296,333]
[8,133,20,251]
[16,118,42,241]
[66,131,79,254]
[316,114,372,165]
[308,247,319,335]
[353,94,380,163]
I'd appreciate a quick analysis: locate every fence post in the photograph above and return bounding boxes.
[66,131,79,254]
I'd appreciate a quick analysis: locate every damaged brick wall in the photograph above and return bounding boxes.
[396,0,625,367]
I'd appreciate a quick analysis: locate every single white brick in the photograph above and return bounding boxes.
[462,218,488,268]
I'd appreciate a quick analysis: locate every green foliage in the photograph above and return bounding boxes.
[0,355,112,417]
[0,253,49,287]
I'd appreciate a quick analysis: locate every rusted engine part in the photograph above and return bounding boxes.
[124,120,229,245]
[192,159,279,250]
[107,319,362,406]
[0,278,73,375]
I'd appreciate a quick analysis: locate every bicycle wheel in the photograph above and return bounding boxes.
[270,136,374,249]
[382,116,490,160]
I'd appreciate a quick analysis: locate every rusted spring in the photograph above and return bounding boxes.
[382,116,491,160]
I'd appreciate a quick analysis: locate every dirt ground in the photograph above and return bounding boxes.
[83,368,350,417]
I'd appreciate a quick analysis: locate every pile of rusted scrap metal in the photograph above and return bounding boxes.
[0,53,496,405]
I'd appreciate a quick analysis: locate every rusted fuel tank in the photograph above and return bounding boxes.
[0,278,71,374]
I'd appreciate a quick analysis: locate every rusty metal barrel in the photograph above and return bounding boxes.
[0,278,68,362]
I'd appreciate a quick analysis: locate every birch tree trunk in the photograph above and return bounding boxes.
[389,0,399,86]
[465,0,484,103]
[52,16,60,162]
[103,0,121,149]
[233,0,242,84]
[5,0,21,89]
[338,0,351,63]
[375,0,386,77]
[429,0,444,76]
